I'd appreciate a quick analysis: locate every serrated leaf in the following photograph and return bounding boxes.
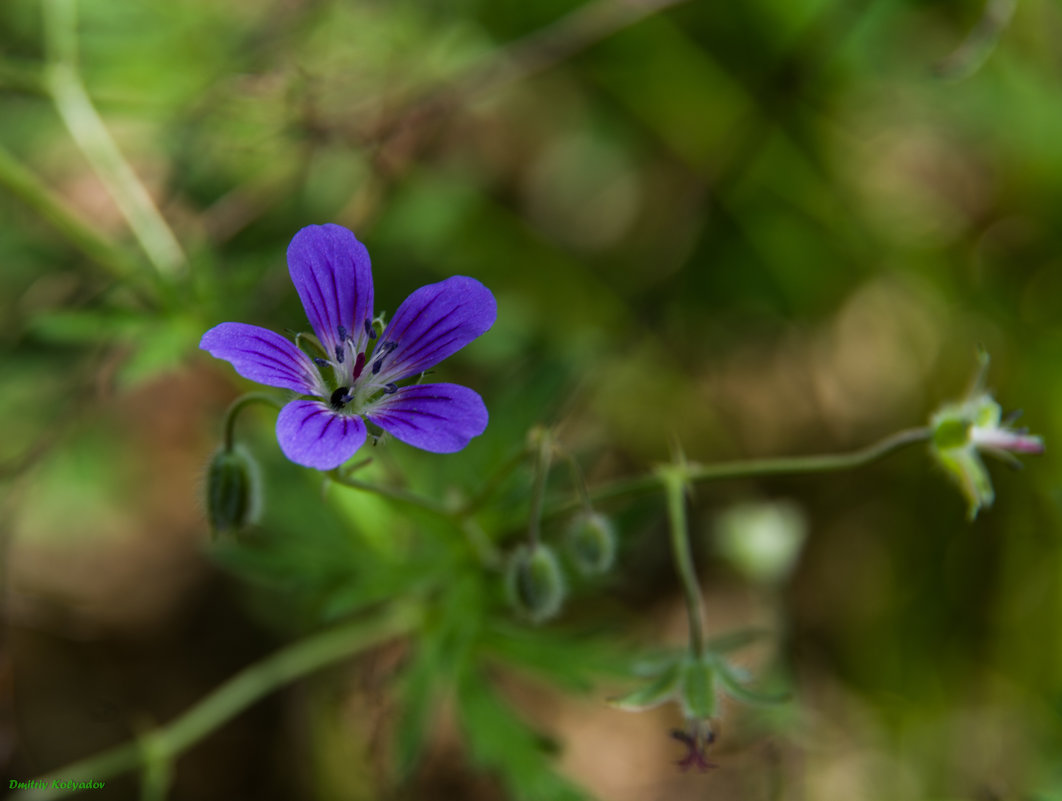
[457,671,590,801]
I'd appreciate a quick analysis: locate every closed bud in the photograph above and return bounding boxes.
[567,512,616,575]
[506,544,566,623]
[206,446,260,536]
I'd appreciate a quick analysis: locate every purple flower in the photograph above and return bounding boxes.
[200,224,496,470]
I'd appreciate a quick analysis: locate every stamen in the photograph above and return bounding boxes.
[384,383,398,394]
[364,320,377,340]
[334,344,345,363]
[352,352,366,381]
[337,325,348,341]
[329,386,352,411]
[313,357,329,368]
[371,341,398,375]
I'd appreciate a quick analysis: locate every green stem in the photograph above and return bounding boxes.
[42,0,187,278]
[544,427,932,522]
[662,467,706,657]
[222,393,284,452]
[0,142,151,294]
[8,606,419,801]
[459,444,528,517]
[527,429,553,548]
[327,470,452,518]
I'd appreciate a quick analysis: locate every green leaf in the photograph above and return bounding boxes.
[480,621,625,692]
[457,671,590,801]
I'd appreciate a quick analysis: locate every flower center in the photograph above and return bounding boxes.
[311,323,402,410]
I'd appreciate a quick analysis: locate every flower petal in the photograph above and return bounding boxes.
[288,224,374,358]
[373,276,496,382]
[276,400,367,470]
[365,383,487,453]
[201,322,323,394]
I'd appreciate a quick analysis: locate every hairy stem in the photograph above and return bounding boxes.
[222,392,284,452]
[662,466,706,657]
[545,427,932,522]
[527,428,553,548]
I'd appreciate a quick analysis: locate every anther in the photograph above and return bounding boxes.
[371,341,397,375]
[384,383,398,394]
[337,325,348,341]
[364,320,377,340]
[329,386,352,411]
[334,344,345,363]
[313,357,329,368]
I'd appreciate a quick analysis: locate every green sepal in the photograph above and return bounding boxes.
[678,658,717,720]
[609,660,682,711]
[713,660,790,706]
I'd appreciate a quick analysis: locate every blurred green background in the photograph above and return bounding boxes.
[2,0,1062,799]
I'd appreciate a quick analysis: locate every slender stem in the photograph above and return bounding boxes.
[42,0,187,278]
[327,470,452,518]
[8,607,419,801]
[544,427,932,522]
[0,142,152,293]
[459,445,528,517]
[527,428,553,548]
[563,451,594,515]
[222,393,284,452]
[662,467,706,658]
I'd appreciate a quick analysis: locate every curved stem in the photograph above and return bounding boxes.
[544,427,932,522]
[222,392,284,452]
[527,428,553,548]
[7,606,419,801]
[662,467,705,658]
[327,470,452,518]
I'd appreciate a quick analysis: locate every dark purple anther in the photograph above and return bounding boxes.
[313,357,328,368]
[337,325,348,341]
[384,383,398,394]
[364,320,376,339]
[329,386,352,410]
[334,344,345,363]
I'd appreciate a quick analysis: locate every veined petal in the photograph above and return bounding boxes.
[276,400,367,470]
[365,383,487,453]
[288,224,374,358]
[374,276,496,382]
[201,322,323,394]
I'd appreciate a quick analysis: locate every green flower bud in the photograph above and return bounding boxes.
[566,511,616,576]
[205,446,260,536]
[506,544,566,623]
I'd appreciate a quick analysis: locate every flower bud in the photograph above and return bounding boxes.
[566,512,616,576]
[205,446,260,536]
[506,544,566,623]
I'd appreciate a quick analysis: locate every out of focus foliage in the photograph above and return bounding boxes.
[3,0,1062,799]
